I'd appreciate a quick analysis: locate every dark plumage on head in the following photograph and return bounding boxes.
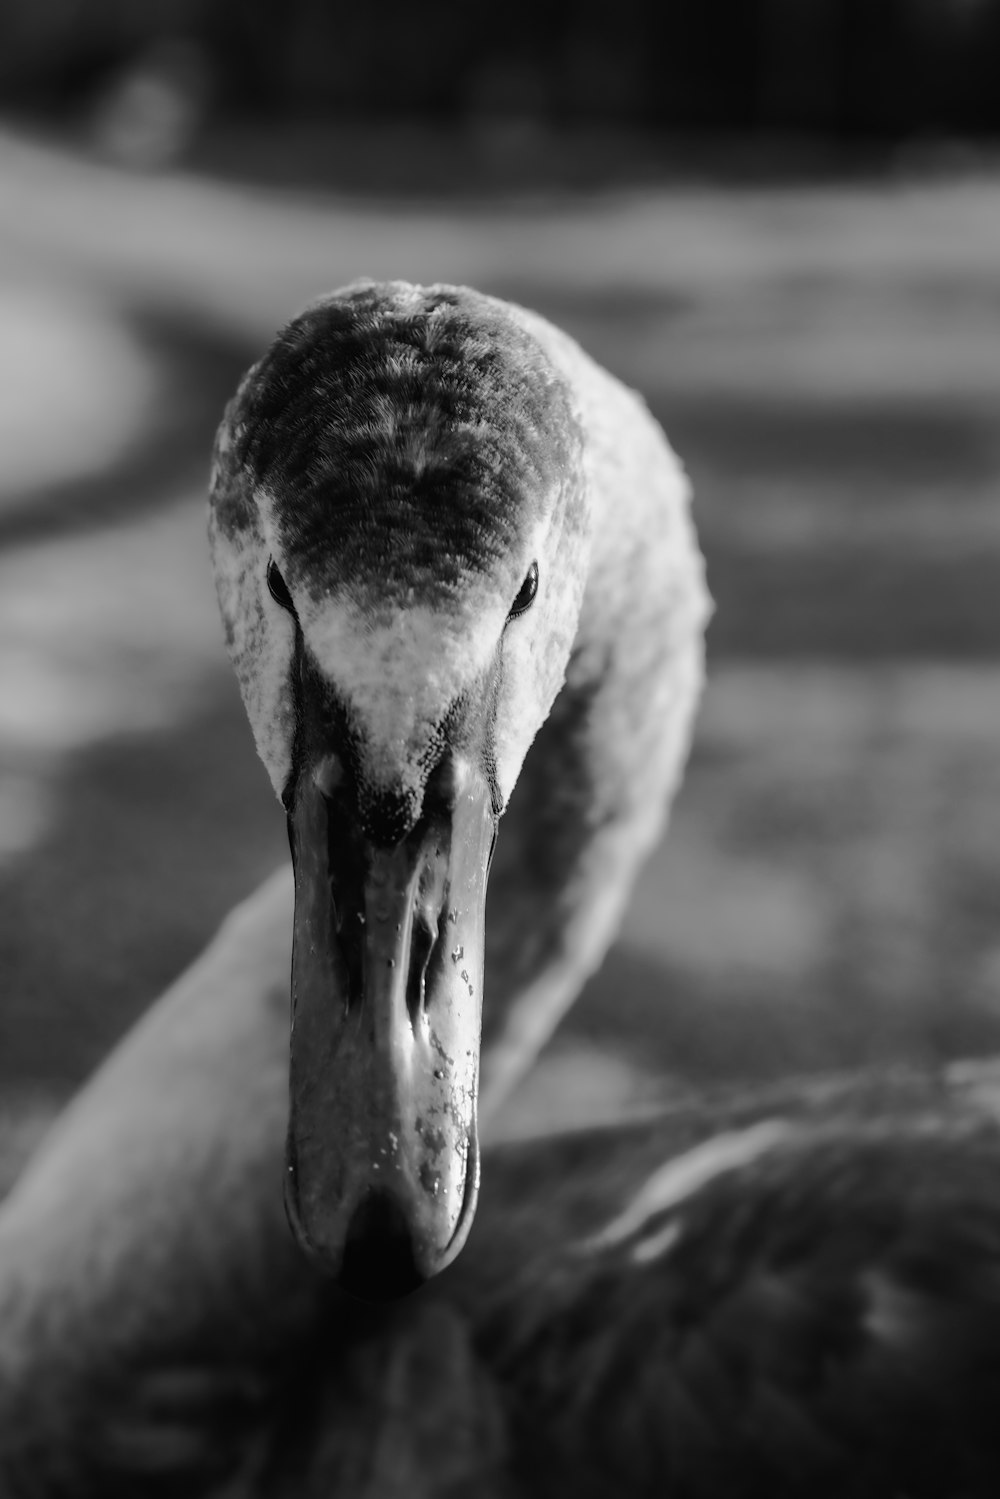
[219,280,582,614]
[208,280,595,811]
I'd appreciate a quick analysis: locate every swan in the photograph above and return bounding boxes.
[4,280,997,1495]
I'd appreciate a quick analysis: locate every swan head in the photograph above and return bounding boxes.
[209,281,590,1298]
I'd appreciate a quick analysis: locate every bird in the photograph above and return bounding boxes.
[6,281,998,1496]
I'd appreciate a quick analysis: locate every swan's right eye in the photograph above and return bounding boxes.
[267,558,295,613]
[507,561,539,622]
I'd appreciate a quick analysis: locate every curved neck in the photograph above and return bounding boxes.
[478,314,709,1120]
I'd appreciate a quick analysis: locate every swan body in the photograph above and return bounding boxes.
[3,1054,1000,1496]
[464,1075,1000,1499]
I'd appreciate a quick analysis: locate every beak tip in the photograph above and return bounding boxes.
[283,1139,482,1301]
[337,1190,427,1300]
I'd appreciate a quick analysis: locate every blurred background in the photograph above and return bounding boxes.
[1,0,1000,1151]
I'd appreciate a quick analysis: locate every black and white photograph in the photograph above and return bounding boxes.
[1,2,999,1492]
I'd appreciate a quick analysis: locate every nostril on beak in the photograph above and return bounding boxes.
[406,912,439,1022]
[337,1191,425,1302]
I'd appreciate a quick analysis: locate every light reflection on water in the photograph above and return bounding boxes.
[0,287,153,504]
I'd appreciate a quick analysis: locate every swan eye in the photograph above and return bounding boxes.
[507,561,539,621]
[267,558,295,613]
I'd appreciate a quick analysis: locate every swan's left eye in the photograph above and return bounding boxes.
[267,558,295,613]
[507,561,539,621]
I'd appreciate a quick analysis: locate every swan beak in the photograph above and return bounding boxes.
[283,757,496,1300]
